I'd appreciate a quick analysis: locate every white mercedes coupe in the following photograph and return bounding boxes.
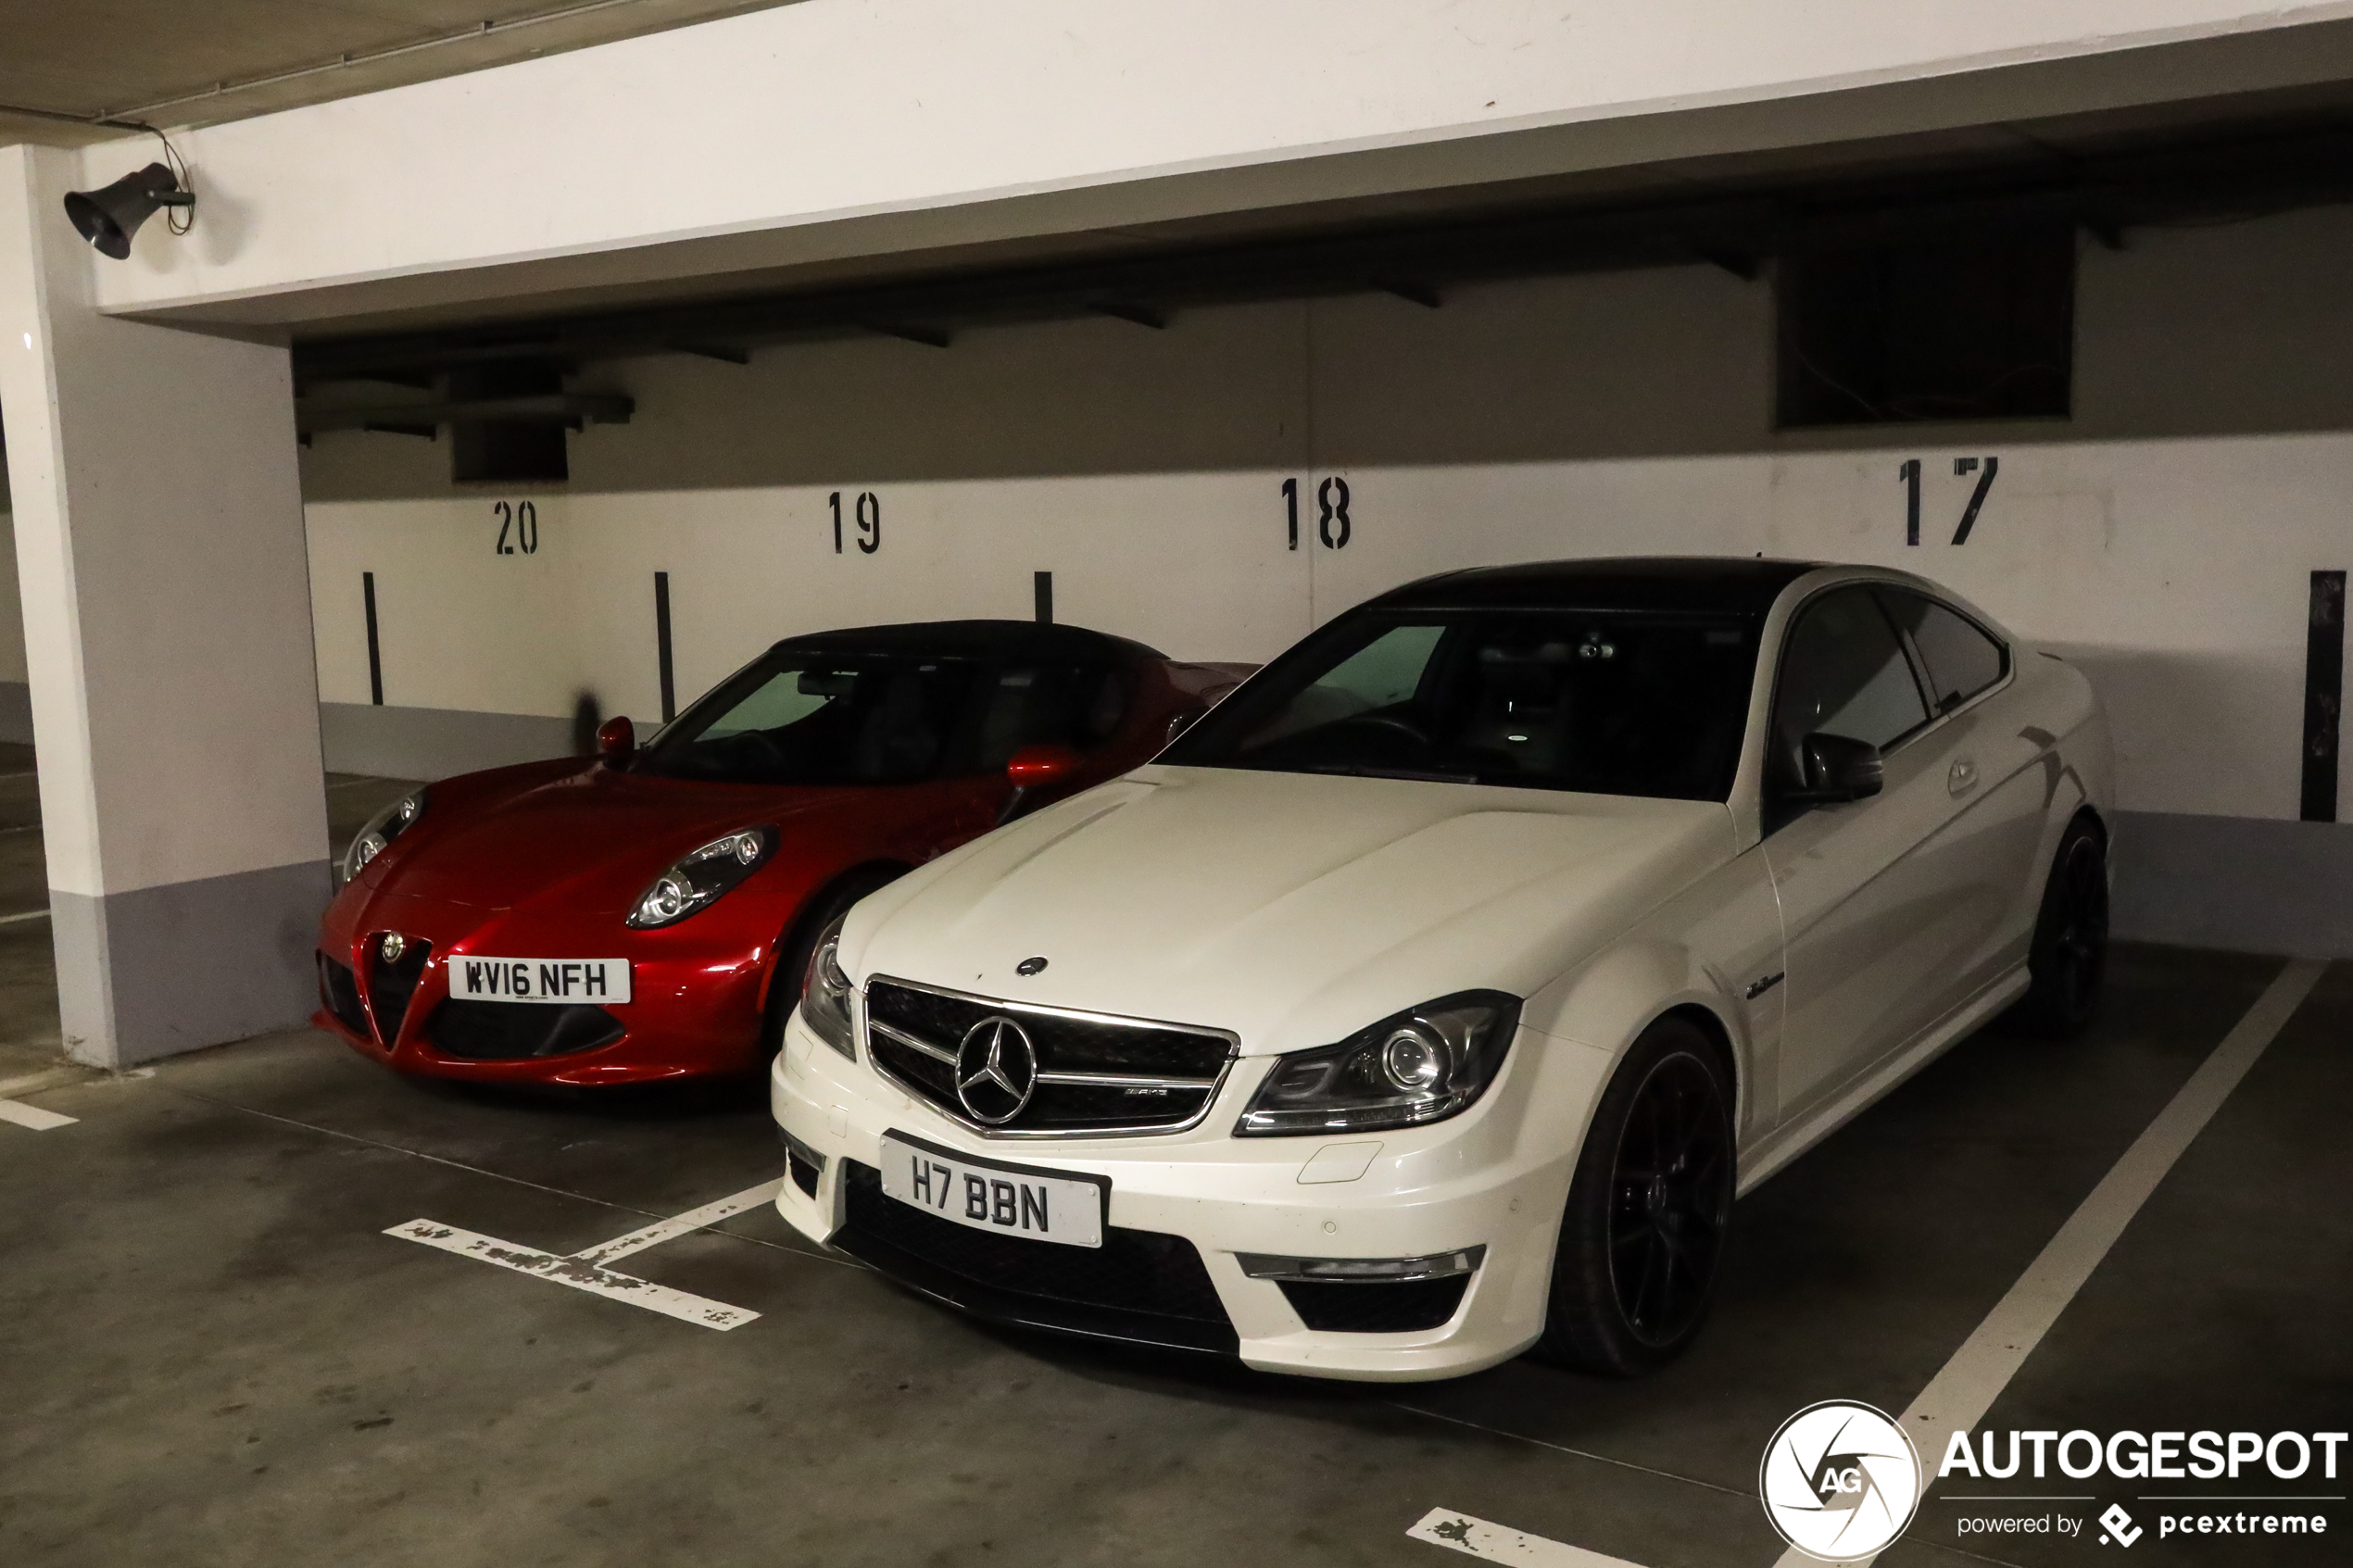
[769,558,2113,1381]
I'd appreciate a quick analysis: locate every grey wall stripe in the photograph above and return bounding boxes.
[654,570,676,723]
[362,571,384,707]
[2302,569,2345,822]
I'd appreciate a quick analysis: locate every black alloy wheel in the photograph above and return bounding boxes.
[1605,1051,1733,1348]
[1531,1015,1734,1376]
[2015,819,2108,1038]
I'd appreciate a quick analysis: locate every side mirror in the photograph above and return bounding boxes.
[1006,744,1080,788]
[998,744,1081,826]
[1792,733,1883,804]
[597,715,636,765]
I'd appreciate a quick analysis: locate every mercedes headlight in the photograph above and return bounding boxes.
[624,826,776,928]
[339,789,426,884]
[1234,991,1521,1136]
[798,913,857,1059]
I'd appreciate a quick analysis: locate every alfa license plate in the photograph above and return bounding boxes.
[449,956,633,1005]
[879,1132,1105,1248]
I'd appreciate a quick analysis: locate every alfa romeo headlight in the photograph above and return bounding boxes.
[338,789,426,885]
[1234,991,1521,1136]
[624,826,776,928]
[797,913,857,1059]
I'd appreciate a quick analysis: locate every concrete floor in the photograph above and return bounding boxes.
[0,755,2345,1566]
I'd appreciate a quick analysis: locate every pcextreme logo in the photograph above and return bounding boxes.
[1759,1400,1924,1562]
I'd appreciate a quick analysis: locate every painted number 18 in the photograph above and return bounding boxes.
[1280,476,1352,550]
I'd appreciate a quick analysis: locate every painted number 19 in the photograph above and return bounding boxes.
[829,491,881,555]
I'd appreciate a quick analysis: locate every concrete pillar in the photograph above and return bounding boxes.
[0,144,330,1068]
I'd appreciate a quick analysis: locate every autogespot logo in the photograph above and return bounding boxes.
[1760,1401,1925,1562]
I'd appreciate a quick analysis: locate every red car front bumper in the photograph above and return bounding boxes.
[314,885,781,1085]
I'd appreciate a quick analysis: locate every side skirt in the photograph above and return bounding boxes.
[1734,966,2032,1196]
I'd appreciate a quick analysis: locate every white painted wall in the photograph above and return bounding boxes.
[81,0,2353,327]
[294,205,2353,827]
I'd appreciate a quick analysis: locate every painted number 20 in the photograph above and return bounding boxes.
[493,500,538,555]
[829,491,881,555]
[1899,457,2000,546]
[1280,476,1352,550]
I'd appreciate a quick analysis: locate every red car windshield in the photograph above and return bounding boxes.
[634,652,1127,786]
[1160,608,1760,801]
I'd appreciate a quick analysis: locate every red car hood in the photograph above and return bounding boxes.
[364,767,870,914]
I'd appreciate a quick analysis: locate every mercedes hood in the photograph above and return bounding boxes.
[845,764,1738,1056]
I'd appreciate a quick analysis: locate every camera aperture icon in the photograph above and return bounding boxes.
[1759,1401,1923,1562]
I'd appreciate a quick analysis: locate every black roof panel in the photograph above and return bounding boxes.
[1367,557,1822,616]
[774,619,1164,662]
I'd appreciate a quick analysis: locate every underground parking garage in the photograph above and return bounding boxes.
[2,5,2350,1565]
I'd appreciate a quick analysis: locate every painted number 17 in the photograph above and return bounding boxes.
[1899,457,2000,546]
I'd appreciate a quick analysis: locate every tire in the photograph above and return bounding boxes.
[1529,1015,1735,1376]
[756,865,905,1065]
[2012,818,2108,1038]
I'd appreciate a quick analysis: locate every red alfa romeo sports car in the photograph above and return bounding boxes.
[315,620,1248,1086]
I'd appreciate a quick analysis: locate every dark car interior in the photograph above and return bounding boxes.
[1164,608,1761,802]
[636,652,1129,787]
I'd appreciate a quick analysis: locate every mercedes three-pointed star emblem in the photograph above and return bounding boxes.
[954,1015,1038,1125]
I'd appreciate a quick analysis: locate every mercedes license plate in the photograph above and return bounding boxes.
[449,957,633,1005]
[879,1132,1104,1248]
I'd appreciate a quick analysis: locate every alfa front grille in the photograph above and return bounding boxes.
[863,977,1235,1136]
[317,955,370,1040]
[364,935,434,1043]
[835,1160,1235,1355]
[425,1000,625,1060]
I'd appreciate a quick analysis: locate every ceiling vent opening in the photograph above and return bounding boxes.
[450,361,569,484]
[1776,223,2075,428]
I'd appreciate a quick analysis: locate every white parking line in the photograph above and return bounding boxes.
[385,1177,782,1329]
[1408,1509,1653,1566]
[0,1098,75,1130]
[572,1179,782,1266]
[1771,957,2326,1568]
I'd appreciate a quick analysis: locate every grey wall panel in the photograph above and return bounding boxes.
[2112,809,2353,959]
[52,859,332,1069]
[0,680,30,745]
[320,702,575,781]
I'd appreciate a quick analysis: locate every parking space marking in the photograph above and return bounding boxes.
[0,1098,74,1130]
[388,1218,761,1329]
[1774,957,2326,1568]
[571,1179,783,1266]
[1408,1509,1653,1566]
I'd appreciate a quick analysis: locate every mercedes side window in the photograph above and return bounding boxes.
[1883,592,2008,714]
[1770,587,1930,793]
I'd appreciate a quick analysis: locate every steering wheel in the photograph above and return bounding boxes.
[1335,712,1429,746]
[723,729,790,775]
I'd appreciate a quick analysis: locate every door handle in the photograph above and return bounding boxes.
[1947,757,1979,796]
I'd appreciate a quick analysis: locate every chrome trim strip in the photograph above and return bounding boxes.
[1034,1070,1222,1090]
[1236,1245,1487,1285]
[869,1018,954,1064]
[867,972,1241,1049]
